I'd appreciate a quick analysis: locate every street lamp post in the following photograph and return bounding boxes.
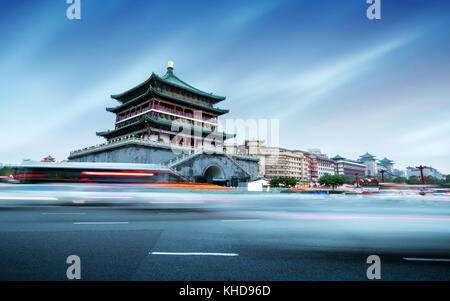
[379,169,386,183]
[415,165,427,185]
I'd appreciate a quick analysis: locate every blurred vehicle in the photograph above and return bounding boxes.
[8,162,185,184]
[357,178,380,193]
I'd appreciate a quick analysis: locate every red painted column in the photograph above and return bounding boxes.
[157,101,160,120]
[150,100,154,118]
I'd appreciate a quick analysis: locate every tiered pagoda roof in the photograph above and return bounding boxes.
[358,152,376,162]
[96,114,234,140]
[378,157,394,167]
[107,64,227,115]
[106,87,229,115]
[97,62,234,140]
[331,155,345,161]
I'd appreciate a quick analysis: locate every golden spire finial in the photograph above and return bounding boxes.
[168,61,174,68]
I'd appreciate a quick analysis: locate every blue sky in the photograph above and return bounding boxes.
[0,0,449,173]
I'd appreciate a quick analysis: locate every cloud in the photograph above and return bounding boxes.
[397,121,450,144]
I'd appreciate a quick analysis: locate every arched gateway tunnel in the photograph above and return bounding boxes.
[203,165,225,185]
[170,152,258,187]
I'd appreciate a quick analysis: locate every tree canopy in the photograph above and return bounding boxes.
[269,177,298,188]
[318,174,345,190]
[0,167,12,176]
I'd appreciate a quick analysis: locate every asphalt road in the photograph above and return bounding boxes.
[0,184,449,281]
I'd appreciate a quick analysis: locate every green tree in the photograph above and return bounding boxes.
[0,167,12,176]
[269,178,280,187]
[392,177,406,184]
[407,175,420,185]
[318,174,345,190]
[269,177,298,188]
[340,175,356,184]
[425,175,437,185]
[446,174,450,183]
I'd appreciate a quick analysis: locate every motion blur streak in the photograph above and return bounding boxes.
[0,183,449,280]
[292,214,450,222]
[81,171,154,177]
[0,196,58,201]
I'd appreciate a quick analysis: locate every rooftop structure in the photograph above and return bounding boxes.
[358,152,377,162]
[98,62,234,147]
[358,152,377,176]
[377,157,395,173]
[41,155,55,162]
[331,155,366,177]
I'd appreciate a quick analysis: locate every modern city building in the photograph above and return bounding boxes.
[406,166,446,180]
[226,140,310,186]
[391,169,405,177]
[304,151,335,182]
[331,155,366,177]
[68,62,259,185]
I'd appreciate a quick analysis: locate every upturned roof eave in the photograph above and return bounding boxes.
[110,74,154,102]
[106,86,229,115]
[97,115,234,138]
[153,73,226,101]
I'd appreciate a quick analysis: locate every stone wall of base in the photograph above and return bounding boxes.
[69,145,179,165]
[68,143,259,185]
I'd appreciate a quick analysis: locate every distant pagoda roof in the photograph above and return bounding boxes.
[41,155,55,162]
[110,63,225,104]
[378,157,394,166]
[331,154,345,161]
[358,152,376,161]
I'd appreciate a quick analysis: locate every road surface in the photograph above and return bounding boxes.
[0,184,449,280]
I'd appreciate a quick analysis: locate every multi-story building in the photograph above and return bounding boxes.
[406,166,446,180]
[391,169,405,177]
[358,152,378,176]
[304,151,335,182]
[331,155,366,177]
[377,157,394,173]
[226,140,310,185]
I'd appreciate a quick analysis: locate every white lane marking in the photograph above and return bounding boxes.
[403,257,450,262]
[220,219,261,222]
[150,252,238,257]
[73,222,129,225]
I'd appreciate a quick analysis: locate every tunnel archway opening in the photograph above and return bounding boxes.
[203,165,226,185]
